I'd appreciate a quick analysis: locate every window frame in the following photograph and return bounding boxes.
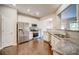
[58,4,77,30]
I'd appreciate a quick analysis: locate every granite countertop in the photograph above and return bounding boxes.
[48,31,79,54]
[47,31,79,46]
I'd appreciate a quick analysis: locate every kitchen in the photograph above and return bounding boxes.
[0,4,79,55]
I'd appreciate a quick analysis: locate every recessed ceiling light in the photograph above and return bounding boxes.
[27,9,30,12]
[49,18,52,21]
[12,4,16,6]
[36,12,39,16]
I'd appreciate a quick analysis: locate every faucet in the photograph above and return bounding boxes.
[64,30,70,38]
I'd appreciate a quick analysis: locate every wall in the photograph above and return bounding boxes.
[0,5,17,48]
[51,14,61,29]
[39,18,53,31]
[39,15,53,40]
[39,14,53,31]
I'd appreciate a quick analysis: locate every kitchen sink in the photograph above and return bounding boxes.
[54,34,70,38]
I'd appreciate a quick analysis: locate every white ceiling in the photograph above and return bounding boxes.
[0,4,61,19]
[16,4,61,19]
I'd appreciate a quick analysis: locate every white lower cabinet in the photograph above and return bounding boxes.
[43,32,51,42]
[50,35,64,55]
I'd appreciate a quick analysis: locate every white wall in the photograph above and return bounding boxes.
[39,15,53,40]
[0,6,17,48]
[39,18,53,31]
[18,14,40,28]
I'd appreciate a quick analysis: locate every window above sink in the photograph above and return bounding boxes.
[58,4,79,31]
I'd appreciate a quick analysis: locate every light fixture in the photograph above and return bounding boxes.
[36,12,39,16]
[27,9,30,12]
[12,4,16,6]
[49,18,52,21]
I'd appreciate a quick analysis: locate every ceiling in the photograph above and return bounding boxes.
[0,4,61,19]
[16,4,61,19]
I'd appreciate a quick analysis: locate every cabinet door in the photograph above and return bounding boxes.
[50,35,55,49]
[43,32,50,42]
[51,35,64,54]
[51,36,61,50]
[51,36,61,49]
